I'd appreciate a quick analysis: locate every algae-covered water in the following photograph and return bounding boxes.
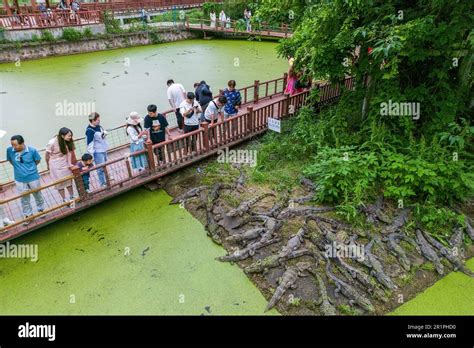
[0,188,277,315]
[391,258,474,315]
[0,39,288,150]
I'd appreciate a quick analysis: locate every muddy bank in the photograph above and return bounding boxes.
[160,146,474,316]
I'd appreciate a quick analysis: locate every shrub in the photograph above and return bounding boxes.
[40,30,55,42]
[62,28,82,42]
[83,28,94,38]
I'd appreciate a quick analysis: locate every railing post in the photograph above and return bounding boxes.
[145,141,156,170]
[254,80,259,103]
[71,165,88,201]
[283,72,288,92]
[247,106,254,133]
[285,93,291,118]
[201,122,210,152]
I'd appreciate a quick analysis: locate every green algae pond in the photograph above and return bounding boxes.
[391,258,474,316]
[0,188,277,315]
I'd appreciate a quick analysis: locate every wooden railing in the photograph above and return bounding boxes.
[0,10,102,29]
[0,75,353,239]
[183,17,292,38]
[0,75,287,187]
[0,1,220,15]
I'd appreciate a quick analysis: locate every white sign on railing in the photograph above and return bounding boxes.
[268,117,281,133]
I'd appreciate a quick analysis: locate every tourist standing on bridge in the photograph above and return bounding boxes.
[86,112,109,188]
[210,10,217,28]
[126,112,148,172]
[222,80,241,119]
[180,92,202,152]
[166,79,186,132]
[219,10,227,28]
[45,127,76,205]
[244,8,252,32]
[7,135,45,224]
[144,104,172,163]
[195,81,213,115]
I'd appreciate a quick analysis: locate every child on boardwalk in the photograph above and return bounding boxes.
[76,154,94,193]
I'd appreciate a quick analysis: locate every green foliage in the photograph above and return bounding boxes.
[83,28,94,39]
[40,30,55,42]
[103,10,123,34]
[61,28,82,42]
[30,34,40,42]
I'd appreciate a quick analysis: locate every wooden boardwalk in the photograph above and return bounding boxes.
[0,75,354,242]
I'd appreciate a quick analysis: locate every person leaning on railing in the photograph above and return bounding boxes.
[86,112,110,188]
[6,135,46,226]
[222,80,241,119]
[126,112,148,172]
[45,127,76,206]
[144,104,172,164]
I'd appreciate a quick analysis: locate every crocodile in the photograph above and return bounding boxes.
[415,229,444,275]
[248,229,281,250]
[361,196,391,224]
[225,227,266,243]
[326,262,375,313]
[170,185,208,204]
[252,203,285,218]
[381,208,410,234]
[216,235,279,262]
[233,164,246,190]
[313,273,337,315]
[449,225,464,250]
[277,206,335,219]
[307,214,353,231]
[250,215,284,235]
[365,240,397,289]
[300,177,317,192]
[279,228,306,258]
[421,229,474,277]
[265,262,312,312]
[205,210,222,245]
[244,248,312,274]
[382,233,411,271]
[206,183,230,213]
[334,256,388,303]
[465,216,474,241]
[290,195,314,204]
[226,193,274,217]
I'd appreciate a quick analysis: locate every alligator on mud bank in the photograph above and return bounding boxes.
[162,159,474,315]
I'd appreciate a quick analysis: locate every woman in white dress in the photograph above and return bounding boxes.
[210,10,216,28]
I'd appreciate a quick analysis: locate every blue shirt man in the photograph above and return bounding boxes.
[6,144,41,183]
[7,135,45,220]
[223,80,241,117]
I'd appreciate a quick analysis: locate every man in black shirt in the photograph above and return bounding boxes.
[144,104,172,162]
[195,80,213,115]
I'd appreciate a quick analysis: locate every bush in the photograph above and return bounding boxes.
[83,28,94,38]
[40,30,55,42]
[62,28,82,42]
